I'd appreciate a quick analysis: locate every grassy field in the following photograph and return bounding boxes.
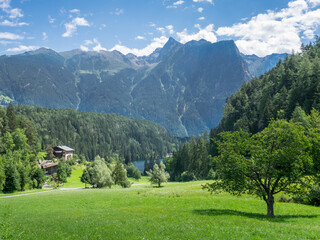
[0,180,319,240]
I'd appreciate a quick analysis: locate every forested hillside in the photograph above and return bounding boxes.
[15,105,180,161]
[216,39,320,135]
[170,39,320,182]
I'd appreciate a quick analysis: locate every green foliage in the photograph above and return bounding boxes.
[80,168,90,188]
[31,167,45,189]
[147,162,170,187]
[57,160,71,183]
[168,134,213,181]
[15,105,180,161]
[216,38,320,136]
[112,161,130,188]
[126,163,141,180]
[87,156,113,188]
[204,119,313,217]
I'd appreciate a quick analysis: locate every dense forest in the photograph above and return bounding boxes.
[169,38,320,183]
[14,105,180,161]
[0,104,45,193]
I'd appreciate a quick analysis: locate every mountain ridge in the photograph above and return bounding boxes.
[0,38,286,137]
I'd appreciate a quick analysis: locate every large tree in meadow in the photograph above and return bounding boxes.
[204,119,314,217]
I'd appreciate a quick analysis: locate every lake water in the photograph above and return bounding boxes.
[132,159,163,172]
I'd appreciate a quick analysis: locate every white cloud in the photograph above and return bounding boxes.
[167,0,184,8]
[111,36,168,56]
[176,24,217,43]
[48,15,55,24]
[0,19,28,26]
[197,7,204,13]
[42,32,48,41]
[93,38,107,52]
[80,45,89,51]
[135,35,146,40]
[193,0,214,5]
[307,0,320,7]
[198,16,205,20]
[6,45,38,52]
[110,8,124,15]
[0,0,10,9]
[166,25,175,34]
[174,0,184,5]
[84,39,93,45]
[216,0,320,56]
[0,32,23,40]
[157,27,166,35]
[70,9,80,14]
[62,17,90,37]
[7,8,23,18]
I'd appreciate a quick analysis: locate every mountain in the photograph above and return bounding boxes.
[0,38,272,137]
[242,53,287,77]
[215,39,320,135]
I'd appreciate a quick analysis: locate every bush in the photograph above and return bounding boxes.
[306,185,320,206]
[126,164,141,180]
[181,171,197,182]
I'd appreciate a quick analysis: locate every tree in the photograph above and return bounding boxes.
[147,162,170,188]
[31,167,45,189]
[46,145,54,160]
[80,168,90,188]
[57,161,68,183]
[204,119,313,217]
[126,163,141,180]
[87,156,113,188]
[0,157,5,192]
[112,161,130,188]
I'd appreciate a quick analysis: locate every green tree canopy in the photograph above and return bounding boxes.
[204,119,314,217]
[147,162,170,188]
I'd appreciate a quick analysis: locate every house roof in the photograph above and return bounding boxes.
[41,162,58,169]
[55,146,74,151]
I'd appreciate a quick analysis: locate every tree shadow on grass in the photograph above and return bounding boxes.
[193,208,319,223]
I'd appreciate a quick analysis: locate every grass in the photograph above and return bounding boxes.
[0,181,320,239]
[62,165,88,188]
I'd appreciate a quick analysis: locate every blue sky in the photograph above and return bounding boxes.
[0,0,320,57]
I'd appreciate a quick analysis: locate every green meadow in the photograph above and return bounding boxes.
[0,179,320,240]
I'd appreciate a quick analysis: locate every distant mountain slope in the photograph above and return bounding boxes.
[242,53,287,77]
[216,40,320,134]
[0,38,281,137]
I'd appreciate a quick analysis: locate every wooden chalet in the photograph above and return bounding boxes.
[40,161,58,175]
[53,146,74,160]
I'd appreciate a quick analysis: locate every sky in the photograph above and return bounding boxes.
[0,0,320,57]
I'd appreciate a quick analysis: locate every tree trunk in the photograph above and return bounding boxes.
[266,195,274,217]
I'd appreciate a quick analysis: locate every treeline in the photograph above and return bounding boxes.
[14,106,180,161]
[216,38,320,135]
[169,38,320,183]
[0,104,45,193]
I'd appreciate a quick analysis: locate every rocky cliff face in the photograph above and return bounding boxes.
[0,38,259,137]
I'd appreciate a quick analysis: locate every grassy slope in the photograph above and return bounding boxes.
[0,181,319,240]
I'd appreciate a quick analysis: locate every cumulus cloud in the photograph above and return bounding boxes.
[198,16,205,20]
[80,45,89,51]
[111,36,168,56]
[92,38,107,52]
[166,25,175,34]
[135,35,146,40]
[6,45,38,52]
[177,24,217,43]
[0,19,28,26]
[167,0,185,8]
[308,0,320,7]
[70,9,80,14]
[216,0,320,56]
[62,17,90,37]
[193,0,214,5]
[0,32,23,40]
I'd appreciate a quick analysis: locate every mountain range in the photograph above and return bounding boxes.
[0,38,286,137]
